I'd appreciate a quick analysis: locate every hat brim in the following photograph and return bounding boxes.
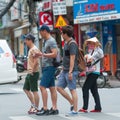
[86,37,99,43]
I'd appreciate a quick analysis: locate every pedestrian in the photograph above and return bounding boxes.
[57,26,79,115]
[23,34,41,114]
[79,37,104,113]
[36,25,59,116]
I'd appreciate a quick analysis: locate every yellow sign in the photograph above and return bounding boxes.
[55,15,67,28]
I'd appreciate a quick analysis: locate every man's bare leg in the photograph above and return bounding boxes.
[70,89,78,112]
[33,91,40,109]
[40,86,48,110]
[49,87,57,110]
[57,87,73,105]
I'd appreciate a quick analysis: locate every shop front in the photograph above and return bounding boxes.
[14,23,30,56]
[73,0,120,75]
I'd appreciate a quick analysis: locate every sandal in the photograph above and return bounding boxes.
[28,106,38,114]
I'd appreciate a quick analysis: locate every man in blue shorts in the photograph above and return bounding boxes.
[36,25,59,116]
[57,26,79,115]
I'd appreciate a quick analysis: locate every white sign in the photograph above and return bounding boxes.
[11,0,20,20]
[53,0,67,16]
[65,0,73,6]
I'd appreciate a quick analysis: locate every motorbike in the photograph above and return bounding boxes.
[115,61,120,81]
[16,56,27,73]
[78,68,109,88]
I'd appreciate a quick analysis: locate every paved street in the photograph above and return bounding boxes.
[0,78,120,120]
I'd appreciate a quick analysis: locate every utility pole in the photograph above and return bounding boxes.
[27,0,36,32]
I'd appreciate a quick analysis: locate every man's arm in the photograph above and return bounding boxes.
[69,55,75,74]
[43,48,57,58]
[32,57,39,73]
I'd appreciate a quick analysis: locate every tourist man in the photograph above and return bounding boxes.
[36,25,59,116]
[23,34,40,114]
[57,26,79,115]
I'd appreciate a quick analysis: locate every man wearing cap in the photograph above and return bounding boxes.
[23,34,41,114]
[36,25,59,116]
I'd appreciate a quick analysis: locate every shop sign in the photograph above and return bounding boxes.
[74,0,120,24]
[39,12,53,30]
[55,15,67,28]
[52,0,67,16]
[10,0,20,21]
[43,0,52,11]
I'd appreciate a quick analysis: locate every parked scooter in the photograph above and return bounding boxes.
[115,61,120,81]
[78,68,109,88]
[16,56,27,73]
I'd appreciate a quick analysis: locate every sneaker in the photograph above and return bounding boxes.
[37,107,44,112]
[36,109,49,116]
[66,111,78,117]
[49,108,59,115]
[90,110,101,113]
[79,108,88,113]
[70,105,74,111]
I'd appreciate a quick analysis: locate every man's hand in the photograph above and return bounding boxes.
[68,73,73,81]
[34,52,43,58]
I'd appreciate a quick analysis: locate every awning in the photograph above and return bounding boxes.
[0,21,21,30]
[14,23,31,31]
[14,23,31,38]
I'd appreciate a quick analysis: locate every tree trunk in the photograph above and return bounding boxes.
[0,0,16,19]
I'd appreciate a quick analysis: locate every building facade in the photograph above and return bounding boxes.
[73,0,120,75]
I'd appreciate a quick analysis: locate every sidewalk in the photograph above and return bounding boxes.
[108,79,120,88]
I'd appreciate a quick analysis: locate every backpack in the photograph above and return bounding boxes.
[52,48,62,67]
[69,40,86,71]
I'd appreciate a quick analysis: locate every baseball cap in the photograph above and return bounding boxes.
[38,25,51,33]
[25,33,35,42]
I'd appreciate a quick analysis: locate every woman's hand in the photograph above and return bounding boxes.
[88,58,93,62]
[84,55,88,59]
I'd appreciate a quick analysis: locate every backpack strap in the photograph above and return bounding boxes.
[68,39,77,46]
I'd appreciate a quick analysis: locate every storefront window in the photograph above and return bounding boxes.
[79,23,102,50]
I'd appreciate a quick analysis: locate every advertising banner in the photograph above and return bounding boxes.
[74,0,120,24]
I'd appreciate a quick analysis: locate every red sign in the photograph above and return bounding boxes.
[43,0,51,11]
[85,3,115,13]
[39,12,53,30]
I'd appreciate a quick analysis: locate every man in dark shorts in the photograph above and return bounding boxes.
[23,34,41,114]
[36,25,59,116]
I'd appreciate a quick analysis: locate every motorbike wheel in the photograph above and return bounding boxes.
[78,76,86,88]
[115,70,120,81]
[78,75,106,88]
[17,66,24,73]
[97,75,106,88]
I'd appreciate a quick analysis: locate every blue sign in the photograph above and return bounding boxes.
[74,0,120,24]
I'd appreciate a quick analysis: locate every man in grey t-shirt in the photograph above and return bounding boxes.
[63,40,78,71]
[36,25,59,116]
[42,37,57,67]
[57,26,79,115]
